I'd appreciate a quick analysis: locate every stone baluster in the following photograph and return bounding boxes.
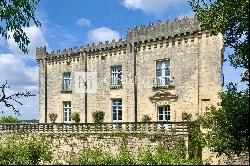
[125,123,129,132]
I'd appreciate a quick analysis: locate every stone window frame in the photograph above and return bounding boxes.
[111,98,122,123]
[155,58,171,86]
[110,65,122,89]
[157,105,171,121]
[63,101,72,123]
[157,105,171,128]
[61,72,72,93]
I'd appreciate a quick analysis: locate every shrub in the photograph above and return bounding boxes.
[0,116,21,124]
[72,112,80,123]
[142,115,152,122]
[0,136,52,165]
[77,148,115,165]
[92,111,105,123]
[49,113,57,123]
[75,145,202,165]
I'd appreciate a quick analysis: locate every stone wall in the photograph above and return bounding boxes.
[36,17,224,124]
[0,132,186,165]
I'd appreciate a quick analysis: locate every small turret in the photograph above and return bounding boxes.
[36,46,47,63]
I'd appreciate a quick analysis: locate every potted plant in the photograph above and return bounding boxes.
[49,113,58,123]
[142,115,152,131]
[142,115,152,122]
[72,112,80,123]
[92,111,105,123]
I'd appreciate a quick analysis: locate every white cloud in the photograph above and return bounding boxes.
[122,0,188,16]
[0,24,47,119]
[7,25,48,59]
[88,27,120,43]
[0,36,5,46]
[77,18,91,26]
[0,54,38,87]
[0,53,39,119]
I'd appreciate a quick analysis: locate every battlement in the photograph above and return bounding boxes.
[127,17,201,42]
[38,17,207,62]
[36,46,47,62]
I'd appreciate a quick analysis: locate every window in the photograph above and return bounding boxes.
[112,99,122,122]
[111,66,122,87]
[63,101,71,123]
[156,59,170,86]
[158,105,170,121]
[63,72,71,91]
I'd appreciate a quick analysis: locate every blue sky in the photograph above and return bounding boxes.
[0,0,247,120]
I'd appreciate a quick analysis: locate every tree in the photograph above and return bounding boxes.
[189,0,249,82]
[189,0,249,156]
[197,84,249,156]
[0,81,35,115]
[0,0,41,54]
[0,116,21,123]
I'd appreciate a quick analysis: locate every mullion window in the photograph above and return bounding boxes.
[111,66,122,86]
[63,102,71,123]
[156,60,170,86]
[63,72,71,90]
[112,99,122,122]
[158,105,170,121]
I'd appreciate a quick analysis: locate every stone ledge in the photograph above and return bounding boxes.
[60,90,72,94]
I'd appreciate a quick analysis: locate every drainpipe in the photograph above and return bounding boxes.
[84,52,88,123]
[133,43,138,122]
[44,57,48,123]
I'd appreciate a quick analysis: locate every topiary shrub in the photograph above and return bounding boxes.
[92,111,105,123]
[0,116,21,124]
[142,115,152,122]
[72,112,80,123]
[49,113,57,123]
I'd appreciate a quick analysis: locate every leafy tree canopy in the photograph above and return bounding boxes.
[0,0,41,54]
[197,84,249,156]
[189,0,249,156]
[189,0,249,82]
[0,116,21,123]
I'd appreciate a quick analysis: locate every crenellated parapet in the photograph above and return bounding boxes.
[127,17,201,43]
[39,17,217,63]
[36,46,48,63]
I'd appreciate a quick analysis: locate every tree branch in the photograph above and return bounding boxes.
[0,81,36,115]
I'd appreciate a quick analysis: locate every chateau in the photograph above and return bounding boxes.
[36,17,224,123]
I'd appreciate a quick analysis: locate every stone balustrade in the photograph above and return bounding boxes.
[0,121,192,135]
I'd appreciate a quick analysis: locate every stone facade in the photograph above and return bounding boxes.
[36,17,224,124]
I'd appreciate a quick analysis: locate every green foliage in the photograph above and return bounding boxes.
[75,145,201,165]
[0,0,41,54]
[189,0,249,157]
[141,115,152,122]
[0,136,52,165]
[92,111,105,123]
[195,84,249,156]
[72,112,80,123]
[189,0,249,82]
[49,113,58,123]
[0,116,21,123]
[77,148,115,165]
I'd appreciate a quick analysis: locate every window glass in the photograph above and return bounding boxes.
[112,99,122,122]
[158,105,170,121]
[156,60,171,86]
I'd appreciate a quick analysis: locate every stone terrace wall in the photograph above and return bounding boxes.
[0,132,186,165]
